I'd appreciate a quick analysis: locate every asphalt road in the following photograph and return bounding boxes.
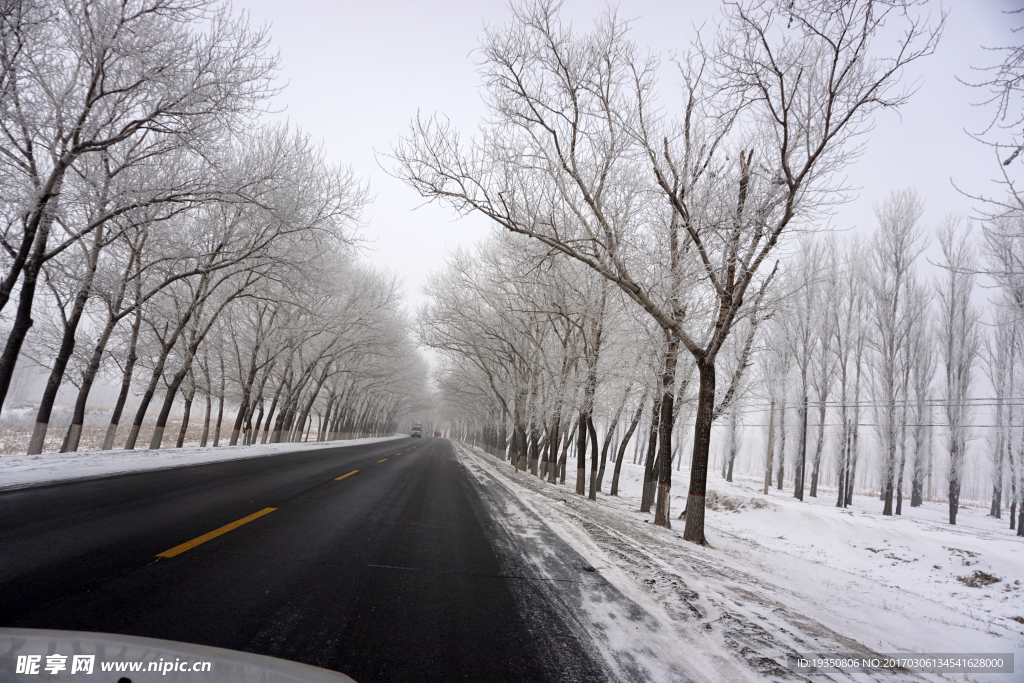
[0,437,613,683]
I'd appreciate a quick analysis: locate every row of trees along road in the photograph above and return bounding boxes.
[392,0,944,544]
[423,184,1023,545]
[1,0,430,451]
[757,191,1022,536]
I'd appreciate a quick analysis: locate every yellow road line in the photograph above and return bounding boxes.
[378,458,388,463]
[335,470,359,480]
[157,507,276,558]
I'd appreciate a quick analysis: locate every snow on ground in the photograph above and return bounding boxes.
[455,442,1024,682]
[456,444,751,683]
[0,435,404,490]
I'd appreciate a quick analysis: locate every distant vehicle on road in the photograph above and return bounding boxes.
[434,431,442,437]
[411,423,422,438]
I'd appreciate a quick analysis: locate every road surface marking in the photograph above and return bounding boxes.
[378,458,388,463]
[335,470,359,480]
[157,508,276,558]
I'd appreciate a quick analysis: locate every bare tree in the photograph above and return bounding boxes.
[959,8,1024,219]
[984,309,1015,518]
[937,218,981,525]
[866,189,927,516]
[391,0,942,542]
[0,0,278,416]
[831,236,868,508]
[809,248,839,498]
[907,302,936,508]
[784,241,822,501]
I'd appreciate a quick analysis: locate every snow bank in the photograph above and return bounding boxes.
[0,435,404,491]
[456,443,1024,682]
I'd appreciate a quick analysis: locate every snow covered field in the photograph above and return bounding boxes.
[455,443,1024,682]
[0,435,404,490]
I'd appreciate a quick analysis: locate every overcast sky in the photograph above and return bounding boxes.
[234,0,1018,314]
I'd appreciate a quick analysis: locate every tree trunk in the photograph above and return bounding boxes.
[883,457,895,515]
[611,395,645,496]
[176,379,196,448]
[540,424,553,478]
[262,370,288,444]
[150,364,192,450]
[640,396,662,512]
[529,427,540,475]
[0,173,65,419]
[837,421,849,507]
[764,401,775,495]
[596,427,612,491]
[725,404,738,483]
[896,447,907,516]
[776,400,786,489]
[990,441,1002,518]
[292,367,330,443]
[795,391,808,501]
[547,415,560,484]
[948,458,959,525]
[1010,480,1017,531]
[213,376,225,447]
[653,338,679,528]
[558,418,572,484]
[514,413,528,472]
[587,415,599,500]
[63,310,120,452]
[575,411,587,495]
[102,308,143,450]
[201,390,212,446]
[28,232,103,454]
[123,350,175,450]
[318,393,335,441]
[846,417,860,507]
[809,399,827,497]
[229,398,249,446]
[682,359,715,545]
[124,309,198,450]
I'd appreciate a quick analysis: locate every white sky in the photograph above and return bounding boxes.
[234,0,1018,313]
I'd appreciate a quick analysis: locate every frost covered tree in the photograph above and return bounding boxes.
[984,309,1015,519]
[978,214,1024,531]
[783,241,822,501]
[937,219,981,526]
[960,8,1024,219]
[392,0,942,543]
[831,237,868,508]
[0,0,278,415]
[906,302,935,508]
[866,189,928,516]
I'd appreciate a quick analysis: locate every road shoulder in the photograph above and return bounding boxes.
[453,442,732,683]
